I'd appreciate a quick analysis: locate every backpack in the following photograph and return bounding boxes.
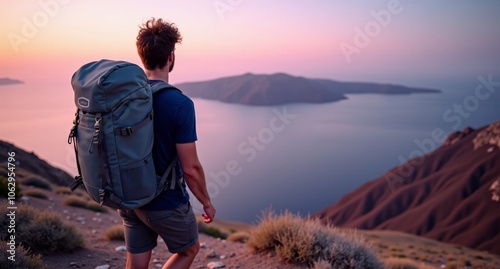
[67,59,182,209]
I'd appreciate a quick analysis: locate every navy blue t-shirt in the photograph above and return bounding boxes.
[140,80,197,210]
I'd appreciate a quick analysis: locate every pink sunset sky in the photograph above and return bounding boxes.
[0,0,499,176]
[1,0,499,86]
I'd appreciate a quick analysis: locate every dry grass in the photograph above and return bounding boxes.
[209,212,500,268]
[22,189,49,200]
[64,195,89,208]
[20,176,52,190]
[104,224,125,241]
[53,186,72,195]
[63,194,108,213]
[385,257,425,269]
[227,231,250,243]
[247,210,384,268]
[0,241,48,269]
[0,202,84,255]
[360,230,500,269]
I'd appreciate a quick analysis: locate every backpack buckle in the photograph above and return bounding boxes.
[121,127,133,136]
[99,189,106,206]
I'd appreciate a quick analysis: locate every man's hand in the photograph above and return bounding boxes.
[202,204,216,223]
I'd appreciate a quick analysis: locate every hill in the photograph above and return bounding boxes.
[314,121,500,255]
[177,73,440,106]
[0,77,23,86]
[1,139,499,268]
[0,140,73,186]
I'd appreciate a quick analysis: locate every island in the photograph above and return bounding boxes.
[176,73,440,106]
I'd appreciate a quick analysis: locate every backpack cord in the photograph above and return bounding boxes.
[68,109,84,192]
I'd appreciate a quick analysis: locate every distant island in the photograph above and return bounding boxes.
[177,73,441,106]
[0,77,24,86]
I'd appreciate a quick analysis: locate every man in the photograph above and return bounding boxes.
[118,18,216,269]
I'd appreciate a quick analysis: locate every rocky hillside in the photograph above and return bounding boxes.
[177,73,440,106]
[0,140,73,186]
[315,121,500,255]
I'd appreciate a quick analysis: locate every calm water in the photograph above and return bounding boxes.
[1,77,499,223]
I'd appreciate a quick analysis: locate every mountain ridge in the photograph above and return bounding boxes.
[314,121,500,255]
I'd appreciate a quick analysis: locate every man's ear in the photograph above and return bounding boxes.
[168,52,174,62]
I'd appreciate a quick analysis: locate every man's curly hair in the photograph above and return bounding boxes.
[136,18,182,70]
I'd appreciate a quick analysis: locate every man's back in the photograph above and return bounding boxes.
[140,80,197,210]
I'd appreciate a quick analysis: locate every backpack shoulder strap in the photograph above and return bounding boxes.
[149,80,184,193]
[150,80,181,95]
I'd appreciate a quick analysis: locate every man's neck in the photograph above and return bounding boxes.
[145,69,169,83]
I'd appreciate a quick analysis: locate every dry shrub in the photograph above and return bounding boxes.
[20,176,52,190]
[385,257,436,269]
[247,210,384,268]
[22,189,49,200]
[104,224,125,241]
[312,259,332,269]
[63,195,88,208]
[227,231,250,243]
[0,241,48,269]
[64,194,108,213]
[0,203,84,255]
[53,186,72,195]
[86,201,108,213]
[0,175,22,199]
[385,257,420,269]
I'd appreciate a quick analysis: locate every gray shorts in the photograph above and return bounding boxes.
[118,202,198,254]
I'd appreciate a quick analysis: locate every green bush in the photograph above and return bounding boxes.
[197,218,228,239]
[0,176,22,199]
[247,210,384,268]
[0,241,48,269]
[104,224,125,241]
[0,203,84,255]
[22,189,49,200]
[204,227,227,239]
[21,176,52,191]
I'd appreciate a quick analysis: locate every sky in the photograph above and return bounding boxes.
[0,1,499,215]
[1,0,500,86]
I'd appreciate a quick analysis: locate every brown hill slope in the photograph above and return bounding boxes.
[315,122,500,255]
[0,140,73,186]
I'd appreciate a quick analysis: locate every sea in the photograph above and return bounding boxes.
[1,75,499,223]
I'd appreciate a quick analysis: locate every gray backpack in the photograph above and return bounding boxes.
[68,59,181,209]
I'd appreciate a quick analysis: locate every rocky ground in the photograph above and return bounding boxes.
[20,188,304,269]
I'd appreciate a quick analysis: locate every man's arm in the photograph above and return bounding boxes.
[176,142,216,223]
